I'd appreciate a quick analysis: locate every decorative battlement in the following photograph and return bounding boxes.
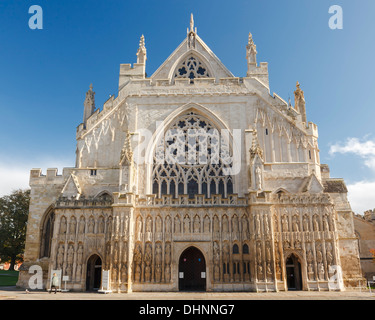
[30,168,64,184]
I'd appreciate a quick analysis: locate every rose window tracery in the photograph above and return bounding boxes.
[152,112,233,199]
[174,56,210,80]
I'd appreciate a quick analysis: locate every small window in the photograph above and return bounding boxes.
[265,128,268,135]
[243,244,249,254]
[90,169,97,176]
[309,150,312,160]
[233,244,239,254]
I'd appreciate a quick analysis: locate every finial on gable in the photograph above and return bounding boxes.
[187,13,197,34]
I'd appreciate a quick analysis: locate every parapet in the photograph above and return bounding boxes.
[30,168,64,185]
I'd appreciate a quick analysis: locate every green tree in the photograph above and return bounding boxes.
[0,189,30,271]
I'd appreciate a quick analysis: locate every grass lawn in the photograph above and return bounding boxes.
[0,270,19,286]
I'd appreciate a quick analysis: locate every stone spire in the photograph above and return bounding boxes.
[246,32,257,66]
[294,81,307,124]
[136,34,147,65]
[83,84,95,127]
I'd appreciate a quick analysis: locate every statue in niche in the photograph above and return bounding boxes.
[204,215,210,233]
[155,243,162,282]
[144,244,152,282]
[174,216,181,233]
[292,215,299,232]
[303,215,309,232]
[313,215,320,232]
[184,215,190,233]
[107,218,112,235]
[264,215,270,234]
[60,217,67,234]
[88,217,95,233]
[77,245,83,265]
[255,166,263,190]
[69,217,76,235]
[213,215,220,234]
[98,217,105,234]
[57,244,64,269]
[257,263,263,279]
[232,215,239,235]
[193,215,200,233]
[241,215,249,234]
[113,242,119,265]
[323,215,330,232]
[124,215,129,235]
[318,263,325,280]
[165,243,171,282]
[273,214,279,233]
[265,243,271,262]
[156,216,162,233]
[121,264,128,283]
[67,245,74,266]
[255,214,261,235]
[256,242,262,262]
[282,214,289,232]
[213,242,220,281]
[165,216,172,234]
[133,244,142,282]
[146,217,152,233]
[165,243,171,265]
[222,216,229,233]
[78,217,85,234]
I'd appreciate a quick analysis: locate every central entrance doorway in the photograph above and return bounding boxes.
[86,254,102,291]
[179,247,206,292]
[286,254,303,291]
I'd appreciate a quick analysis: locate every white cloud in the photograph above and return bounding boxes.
[329,137,375,214]
[329,137,375,171]
[347,180,375,214]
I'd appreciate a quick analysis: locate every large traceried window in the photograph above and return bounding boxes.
[152,111,233,199]
[174,56,210,81]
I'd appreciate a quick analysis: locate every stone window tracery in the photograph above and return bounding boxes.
[152,111,233,199]
[174,56,210,80]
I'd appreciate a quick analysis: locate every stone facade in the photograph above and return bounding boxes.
[353,210,375,281]
[18,16,364,292]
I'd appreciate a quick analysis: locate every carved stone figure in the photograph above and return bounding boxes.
[174,216,181,233]
[79,217,85,234]
[69,217,76,235]
[98,216,105,233]
[184,215,190,233]
[88,217,95,233]
[313,215,320,232]
[193,215,200,233]
[60,217,67,234]
[156,216,162,233]
[57,244,64,268]
[255,214,261,235]
[292,215,299,232]
[165,216,172,234]
[282,215,289,232]
[204,215,210,233]
[303,215,309,232]
[323,215,330,232]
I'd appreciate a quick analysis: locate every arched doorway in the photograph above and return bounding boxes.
[286,254,303,291]
[86,254,102,291]
[179,247,206,291]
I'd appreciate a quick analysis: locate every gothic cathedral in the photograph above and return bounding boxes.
[18,15,364,292]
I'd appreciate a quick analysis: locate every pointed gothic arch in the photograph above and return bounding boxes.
[145,103,240,197]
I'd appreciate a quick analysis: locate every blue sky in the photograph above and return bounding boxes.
[0,0,375,213]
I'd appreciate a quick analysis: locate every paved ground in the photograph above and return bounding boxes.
[0,286,374,300]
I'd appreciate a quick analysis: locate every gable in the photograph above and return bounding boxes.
[151,32,233,81]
